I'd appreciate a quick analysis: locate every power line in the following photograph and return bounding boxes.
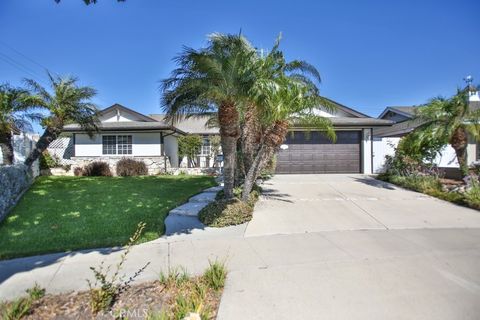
[0,40,54,75]
[0,53,49,87]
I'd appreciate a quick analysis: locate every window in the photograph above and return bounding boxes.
[102,135,117,155]
[117,135,132,155]
[200,136,211,156]
[102,135,132,155]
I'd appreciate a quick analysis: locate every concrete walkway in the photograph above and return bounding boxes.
[1,174,480,319]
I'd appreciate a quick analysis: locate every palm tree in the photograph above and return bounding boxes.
[240,76,336,201]
[161,33,257,199]
[24,74,99,167]
[0,84,42,165]
[415,88,480,177]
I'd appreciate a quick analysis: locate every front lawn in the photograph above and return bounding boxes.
[0,175,216,260]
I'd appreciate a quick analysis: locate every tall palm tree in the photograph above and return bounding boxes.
[240,76,336,201]
[24,74,99,167]
[0,84,42,165]
[415,88,480,177]
[161,33,257,199]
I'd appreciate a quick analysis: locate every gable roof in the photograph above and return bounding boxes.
[100,103,158,122]
[322,97,369,118]
[378,106,416,119]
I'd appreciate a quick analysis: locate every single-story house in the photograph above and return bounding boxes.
[53,99,393,175]
[61,104,185,174]
[372,89,480,175]
[153,98,393,174]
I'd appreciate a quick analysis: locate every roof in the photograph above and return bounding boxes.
[328,117,392,127]
[373,118,424,137]
[63,121,186,134]
[149,114,220,134]
[100,103,158,122]
[321,97,369,118]
[378,106,416,119]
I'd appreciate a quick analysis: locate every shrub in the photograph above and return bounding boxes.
[87,222,150,313]
[203,259,227,291]
[116,158,148,176]
[199,189,259,227]
[0,284,45,320]
[39,151,59,170]
[464,176,480,209]
[82,161,112,177]
[178,135,203,167]
[73,166,84,176]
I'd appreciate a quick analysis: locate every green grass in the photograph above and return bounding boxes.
[0,175,216,260]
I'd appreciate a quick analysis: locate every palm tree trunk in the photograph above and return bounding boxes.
[241,120,289,201]
[241,107,261,174]
[24,127,61,167]
[450,126,469,177]
[218,103,240,199]
[0,131,14,165]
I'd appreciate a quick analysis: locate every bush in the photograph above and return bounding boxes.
[465,176,480,209]
[39,151,59,170]
[199,189,259,227]
[82,161,112,177]
[116,158,148,176]
[203,259,227,291]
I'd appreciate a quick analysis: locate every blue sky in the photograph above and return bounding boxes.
[0,0,479,133]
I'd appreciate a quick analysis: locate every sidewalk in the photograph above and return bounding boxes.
[1,228,480,320]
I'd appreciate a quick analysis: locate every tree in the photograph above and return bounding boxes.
[161,33,257,199]
[178,135,203,167]
[24,74,99,167]
[415,88,480,177]
[240,76,335,201]
[0,84,41,165]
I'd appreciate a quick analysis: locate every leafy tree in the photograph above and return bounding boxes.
[415,88,480,177]
[161,33,257,199]
[178,135,203,167]
[0,84,42,165]
[24,74,99,167]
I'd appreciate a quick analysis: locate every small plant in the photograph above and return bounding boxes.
[82,161,112,176]
[39,151,60,170]
[464,175,480,209]
[0,284,45,320]
[159,266,190,288]
[87,222,150,313]
[202,259,227,291]
[116,158,148,176]
[0,298,31,320]
[173,294,208,320]
[26,283,45,300]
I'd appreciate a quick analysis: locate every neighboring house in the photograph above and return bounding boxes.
[0,132,39,165]
[60,104,185,174]
[373,89,480,175]
[154,98,393,174]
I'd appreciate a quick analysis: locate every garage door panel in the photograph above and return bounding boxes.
[276,130,361,174]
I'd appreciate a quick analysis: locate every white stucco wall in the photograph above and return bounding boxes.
[372,137,400,173]
[75,132,162,157]
[164,135,179,168]
[362,129,373,174]
[372,137,460,173]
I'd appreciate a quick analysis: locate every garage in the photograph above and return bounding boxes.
[275,130,361,174]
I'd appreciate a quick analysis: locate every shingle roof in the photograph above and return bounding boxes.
[63,121,186,134]
[149,115,219,134]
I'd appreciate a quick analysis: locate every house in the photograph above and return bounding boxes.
[154,98,393,174]
[149,114,220,168]
[54,98,392,175]
[372,89,480,176]
[61,104,184,174]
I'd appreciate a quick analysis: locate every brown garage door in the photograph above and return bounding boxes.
[275,131,361,174]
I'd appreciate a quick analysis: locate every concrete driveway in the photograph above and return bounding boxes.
[245,174,480,236]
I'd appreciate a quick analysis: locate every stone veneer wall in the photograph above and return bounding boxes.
[0,163,39,222]
[70,156,171,176]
